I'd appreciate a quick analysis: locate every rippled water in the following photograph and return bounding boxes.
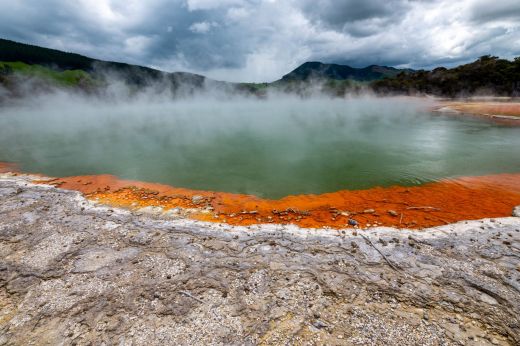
[0,96,519,198]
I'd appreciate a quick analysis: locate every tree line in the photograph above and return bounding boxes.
[371,55,520,97]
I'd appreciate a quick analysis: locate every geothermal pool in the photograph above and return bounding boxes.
[0,97,519,199]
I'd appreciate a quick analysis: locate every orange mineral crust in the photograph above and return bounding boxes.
[41,173,520,229]
[449,102,520,117]
[437,101,520,126]
[0,162,19,173]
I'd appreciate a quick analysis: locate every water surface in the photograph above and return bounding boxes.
[0,96,519,198]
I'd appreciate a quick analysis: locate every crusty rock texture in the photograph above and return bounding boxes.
[0,175,519,345]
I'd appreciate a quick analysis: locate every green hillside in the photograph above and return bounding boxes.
[0,61,94,87]
[0,38,208,90]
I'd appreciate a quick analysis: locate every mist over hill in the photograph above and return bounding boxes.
[1,38,520,100]
[0,38,232,101]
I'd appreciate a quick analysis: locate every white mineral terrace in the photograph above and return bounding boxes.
[1,174,519,345]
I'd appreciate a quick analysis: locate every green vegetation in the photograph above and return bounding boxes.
[0,38,216,97]
[0,61,94,87]
[371,55,520,97]
[236,82,270,96]
[321,79,368,96]
[0,38,171,88]
[268,78,368,97]
[238,82,270,91]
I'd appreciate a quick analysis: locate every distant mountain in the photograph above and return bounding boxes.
[279,61,413,83]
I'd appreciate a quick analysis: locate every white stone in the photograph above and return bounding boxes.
[480,293,498,305]
[137,206,163,215]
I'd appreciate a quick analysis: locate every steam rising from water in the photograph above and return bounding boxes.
[1,92,519,198]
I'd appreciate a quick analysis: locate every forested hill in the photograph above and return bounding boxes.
[372,55,520,97]
[0,38,209,88]
[1,38,100,71]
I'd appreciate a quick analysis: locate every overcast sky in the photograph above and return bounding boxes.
[1,0,519,82]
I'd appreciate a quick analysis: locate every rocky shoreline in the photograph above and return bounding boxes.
[1,175,520,345]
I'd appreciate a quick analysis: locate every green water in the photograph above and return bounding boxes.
[0,97,519,198]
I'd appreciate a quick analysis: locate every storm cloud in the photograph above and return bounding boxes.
[0,0,519,82]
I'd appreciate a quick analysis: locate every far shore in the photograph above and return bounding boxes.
[433,98,520,125]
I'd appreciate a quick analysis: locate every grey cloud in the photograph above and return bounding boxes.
[0,0,519,82]
[0,0,253,70]
[341,17,401,38]
[470,0,520,23]
[141,4,254,70]
[299,0,410,36]
[0,1,140,62]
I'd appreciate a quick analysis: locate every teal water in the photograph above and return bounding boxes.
[0,97,519,198]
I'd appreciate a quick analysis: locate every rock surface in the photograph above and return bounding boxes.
[1,175,520,345]
[513,205,520,217]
